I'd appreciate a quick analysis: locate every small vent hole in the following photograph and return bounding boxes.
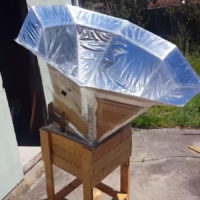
[61,90,67,96]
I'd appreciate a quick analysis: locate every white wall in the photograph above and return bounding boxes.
[0,75,24,199]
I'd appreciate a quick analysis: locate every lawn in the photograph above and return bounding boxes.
[132,55,200,128]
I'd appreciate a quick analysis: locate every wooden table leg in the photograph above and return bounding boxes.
[40,130,55,200]
[120,159,130,200]
[83,179,93,200]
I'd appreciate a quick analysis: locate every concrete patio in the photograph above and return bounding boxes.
[5,128,200,200]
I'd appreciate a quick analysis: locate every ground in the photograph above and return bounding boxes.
[5,128,200,200]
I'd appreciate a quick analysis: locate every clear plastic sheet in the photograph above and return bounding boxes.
[16,5,200,107]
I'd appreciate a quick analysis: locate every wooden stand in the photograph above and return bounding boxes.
[40,125,132,200]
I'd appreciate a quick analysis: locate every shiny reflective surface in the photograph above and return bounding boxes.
[16,5,200,106]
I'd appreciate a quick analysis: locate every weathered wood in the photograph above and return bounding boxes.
[48,65,88,135]
[55,178,82,200]
[53,94,89,135]
[30,90,37,131]
[48,66,82,114]
[92,137,131,174]
[93,148,131,186]
[96,98,142,139]
[83,178,93,200]
[120,160,130,200]
[96,183,128,200]
[90,86,162,107]
[92,125,132,162]
[48,102,67,132]
[93,188,104,200]
[47,63,150,145]
[50,132,90,155]
[40,125,131,200]
[52,144,82,168]
[117,193,128,200]
[40,130,55,200]
[52,155,83,179]
[96,182,118,198]
[188,145,200,154]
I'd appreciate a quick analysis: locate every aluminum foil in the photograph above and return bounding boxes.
[16,5,200,107]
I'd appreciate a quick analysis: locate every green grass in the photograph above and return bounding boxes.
[132,55,200,128]
[187,56,200,76]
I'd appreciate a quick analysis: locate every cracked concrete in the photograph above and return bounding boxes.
[130,128,200,200]
[5,128,200,200]
[132,128,200,162]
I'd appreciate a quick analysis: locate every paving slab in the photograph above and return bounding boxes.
[5,128,200,200]
[19,147,41,167]
[132,128,200,162]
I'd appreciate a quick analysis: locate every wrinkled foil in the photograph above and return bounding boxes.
[16,5,200,106]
